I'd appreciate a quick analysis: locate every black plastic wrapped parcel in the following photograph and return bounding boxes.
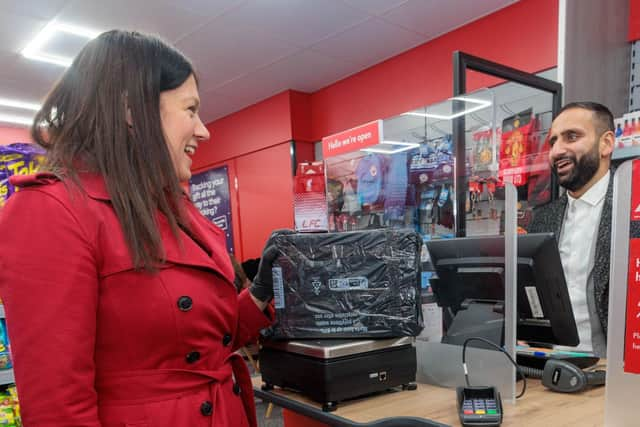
[270,229,424,338]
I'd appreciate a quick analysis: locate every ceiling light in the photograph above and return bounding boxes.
[361,141,420,155]
[0,114,34,126]
[401,97,492,120]
[0,98,41,111]
[22,21,101,67]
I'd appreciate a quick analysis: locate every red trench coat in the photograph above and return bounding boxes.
[0,173,273,427]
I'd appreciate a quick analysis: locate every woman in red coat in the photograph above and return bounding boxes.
[0,30,280,427]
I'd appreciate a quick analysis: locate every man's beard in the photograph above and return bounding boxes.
[552,143,600,193]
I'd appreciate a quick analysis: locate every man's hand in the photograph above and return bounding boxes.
[249,229,296,303]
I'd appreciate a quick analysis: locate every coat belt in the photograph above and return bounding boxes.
[96,358,238,405]
[95,353,257,427]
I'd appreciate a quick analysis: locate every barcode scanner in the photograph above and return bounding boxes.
[541,359,606,393]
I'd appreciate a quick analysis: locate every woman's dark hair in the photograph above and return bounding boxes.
[31,30,196,271]
[229,254,249,293]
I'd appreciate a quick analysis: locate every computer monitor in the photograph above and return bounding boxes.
[425,233,579,348]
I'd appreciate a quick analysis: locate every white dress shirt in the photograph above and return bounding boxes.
[557,171,610,352]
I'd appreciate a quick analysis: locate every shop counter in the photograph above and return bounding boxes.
[252,375,604,426]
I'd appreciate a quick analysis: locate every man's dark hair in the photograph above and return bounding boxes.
[32,30,196,271]
[558,101,614,136]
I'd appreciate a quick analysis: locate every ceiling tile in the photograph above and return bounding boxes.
[309,17,424,70]
[0,75,53,103]
[198,89,254,123]
[219,0,371,48]
[341,0,409,16]
[176,18,300,92]
[211,76,289,115]
[0,0,521,122]
[0,0,69,21]
[0,54,63,91]
[158,0,246,19]
[40,30,94,59]
[214,50,357,103]
[56,0,212,41]
[0,11,48,55]
[381,0,517,38]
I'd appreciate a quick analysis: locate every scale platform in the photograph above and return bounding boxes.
[260,337,417,411]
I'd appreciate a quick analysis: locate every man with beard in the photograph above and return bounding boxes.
[527,102,615,357]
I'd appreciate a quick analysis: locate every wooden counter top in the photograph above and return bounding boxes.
[252,375,605,426]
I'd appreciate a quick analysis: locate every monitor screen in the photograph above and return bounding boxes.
[425,233,579,347]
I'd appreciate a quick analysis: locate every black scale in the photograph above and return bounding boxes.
[259,337,417,412]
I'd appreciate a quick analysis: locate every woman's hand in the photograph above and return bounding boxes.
[248,229,295,308]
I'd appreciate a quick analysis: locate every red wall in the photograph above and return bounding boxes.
[193,90,312,170]
[193,140,315,260]
[234,142,295,259]
[0,126,32,146]
[631,0,640,41]
[191,90,313,259]
[309,0,558,140]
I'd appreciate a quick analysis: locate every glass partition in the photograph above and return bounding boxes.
[323,71,557,240]
[318,63,561,403]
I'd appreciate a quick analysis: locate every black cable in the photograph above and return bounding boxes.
[518,365,543,379]
[462,337,527,399]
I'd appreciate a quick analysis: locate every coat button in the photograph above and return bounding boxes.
[222,333,232,346]
[200,401,213,416]
[177,296,193,311]
[233,382,241,395]
[185,351,200,364]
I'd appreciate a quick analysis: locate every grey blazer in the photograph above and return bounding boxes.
[527,172,614,340]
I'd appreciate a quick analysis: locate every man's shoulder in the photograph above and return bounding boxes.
[528,197,566,233]
[532,196,567,217]
[533,197,565,214]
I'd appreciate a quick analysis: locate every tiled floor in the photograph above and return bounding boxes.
[247,352,284,427]
[255,397,284,427]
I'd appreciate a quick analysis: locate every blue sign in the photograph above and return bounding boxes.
[189,166,234,253]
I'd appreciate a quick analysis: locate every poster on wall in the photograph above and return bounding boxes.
[189,166,234,253]
[624,159,640,373]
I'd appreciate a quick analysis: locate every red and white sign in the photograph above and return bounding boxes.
[624,159,640,374]
[293,162,328,232]
[624,239,640,373]
[321,120,382,158]
[632,160,640,221]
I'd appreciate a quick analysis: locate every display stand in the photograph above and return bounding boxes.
[417,182,518,402]
[0,305,14,386]
[604,159,640,426]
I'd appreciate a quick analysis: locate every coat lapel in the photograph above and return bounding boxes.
[80,173,235,285]
[159,204,235,285]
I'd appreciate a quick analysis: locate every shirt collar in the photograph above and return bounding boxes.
[567,170,610,207]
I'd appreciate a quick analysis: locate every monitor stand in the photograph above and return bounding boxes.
[441,299,505,350]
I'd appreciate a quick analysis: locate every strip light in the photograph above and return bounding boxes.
[0,114,34,126]
[0,97,41,126]
[402,96,492,120]
[361,141,420,155]
[22,22,101,67]
[0,98,41,111]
